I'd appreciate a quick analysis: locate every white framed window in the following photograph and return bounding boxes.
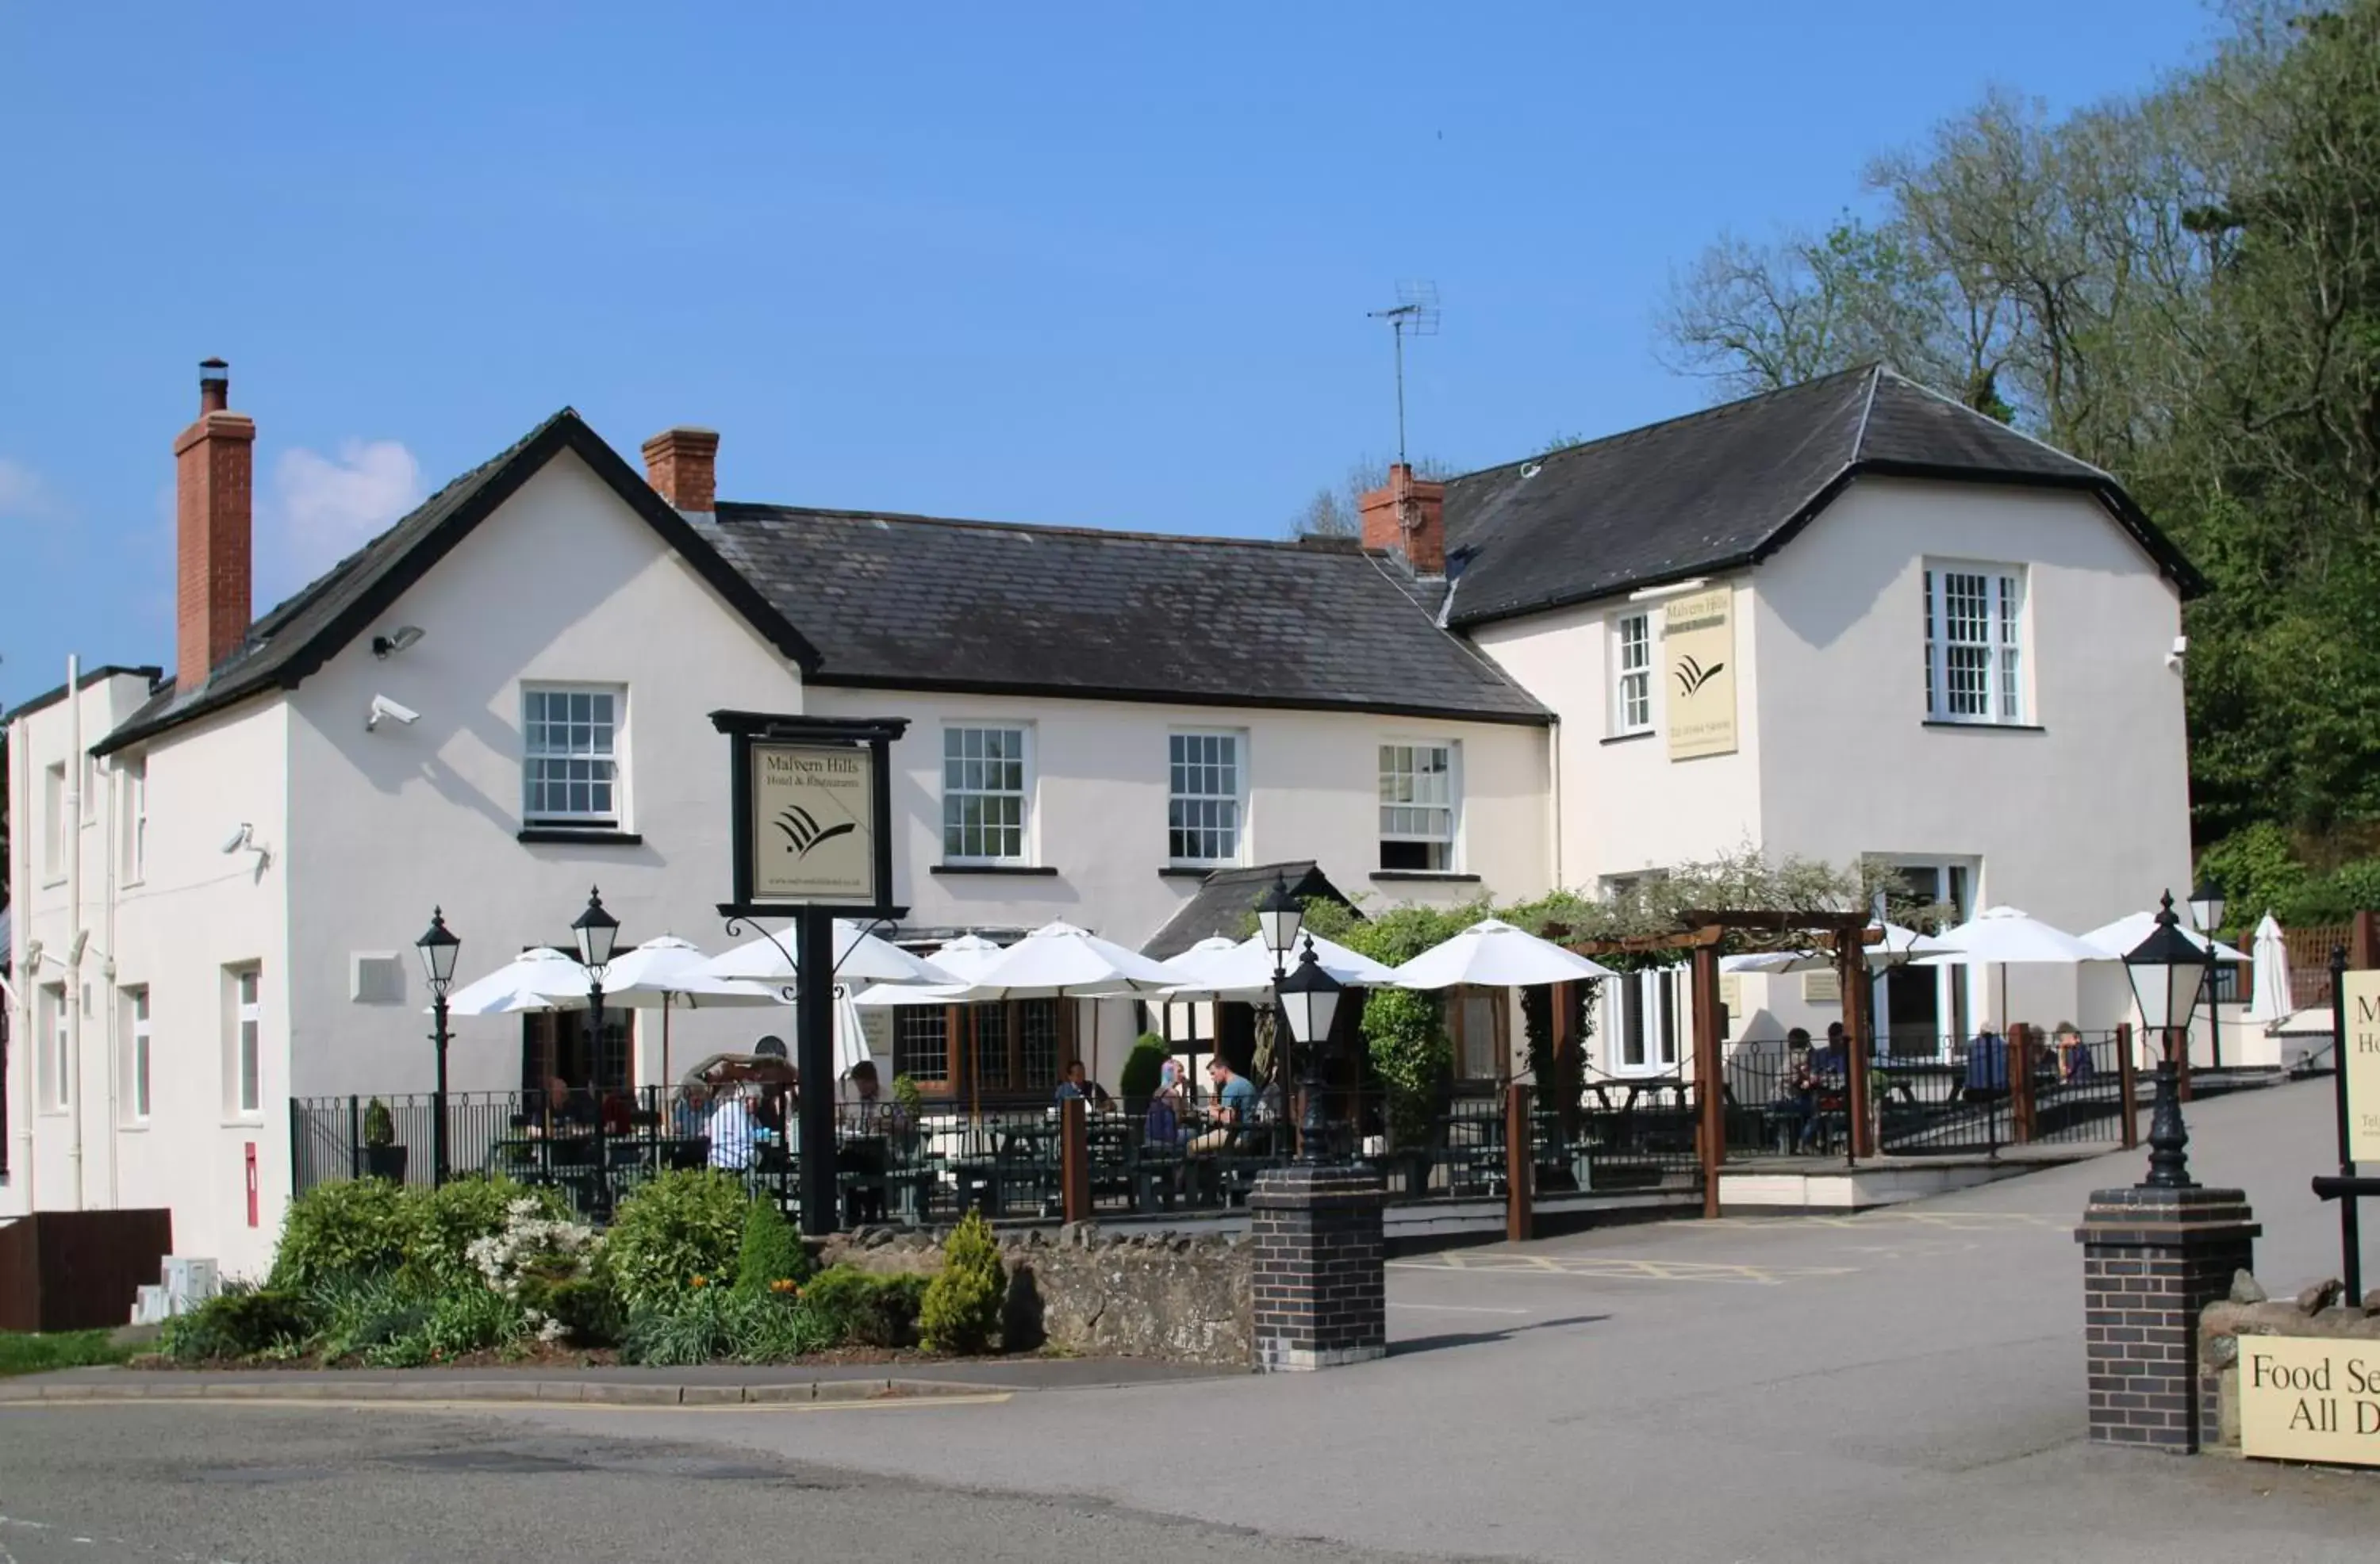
[123,761,148,884]
[43,983,69,1110]
[522,685,624,827]
[1613,611,1653,734]
[228,966,261,1117]
[1168,731,1243,866]
[942,725,1030,864]
[1923,565,2025,723]
[42,761,66,880]
[125,987,152,1122]
[1611,969,1681,1075]
[1379,742,1458,872]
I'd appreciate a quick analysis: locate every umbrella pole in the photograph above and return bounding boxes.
[969,1006,981,1126]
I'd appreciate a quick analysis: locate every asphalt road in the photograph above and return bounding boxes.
[6,1081,2375,1562]
[0,1402,1423,1564]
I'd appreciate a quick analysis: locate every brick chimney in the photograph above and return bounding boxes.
[642,427,720,512]
[175,358,256,693]
[1358,463,1445,576]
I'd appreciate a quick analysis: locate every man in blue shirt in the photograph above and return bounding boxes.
[1189,1057,1258,1153]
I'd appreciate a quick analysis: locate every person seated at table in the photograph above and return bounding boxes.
[598,1091,635,1137]
[2054,1022,2094,1082]
[1188,1057,1257,1154]
[1145,1059,1190,1147]
[1779,1030,1819,1153]
[1812,1023,1850,1085]
[707,1083,760,1171]
[536,1072,597,1136]
[672,1083,711,1139]
[839,1060,899,1126]
[1054,1060,1114,1110]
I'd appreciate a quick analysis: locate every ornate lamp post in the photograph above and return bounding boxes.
[2123,891,2206,1190]
[2189,879,2228,1072]
[1276,937,1345,1163]
[414,908,461,1186]
[570,886,622,1095]
[1255,873,1305,1141]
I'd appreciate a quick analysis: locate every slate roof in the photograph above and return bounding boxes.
[94,412,819,756]
[1438,365,2202,628]
[701,507,1547,725]
[1140,861,1357,960]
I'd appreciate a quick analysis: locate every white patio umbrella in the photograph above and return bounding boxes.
[1161,932,1397,1001]
[946,920,1192,1084]
[1919,906,2111,1031]
[591,934,785,1085]
[2248,913,2294,1025]
[1387,918,1618,989]
[2076,912,2248,966]
[436,947,587,1017]
[703,921,957,987]
[1719,922,1953,976]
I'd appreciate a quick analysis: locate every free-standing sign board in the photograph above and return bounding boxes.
[1664,587,1738,761]
[2240,1336,2380,1466]
[2343,970,2380,1163]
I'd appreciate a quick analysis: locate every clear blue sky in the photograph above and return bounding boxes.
[0,1,2218,710]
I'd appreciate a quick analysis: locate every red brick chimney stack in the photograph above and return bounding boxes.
[175,358,256,693]
[1357,463,1446,576]
[642,427,720,512]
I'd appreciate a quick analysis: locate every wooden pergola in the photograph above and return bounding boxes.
[1559,910,1881,1218]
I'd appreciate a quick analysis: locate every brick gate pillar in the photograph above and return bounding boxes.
[1250,1164,1387,1372]
[2075,1185,2259,1451]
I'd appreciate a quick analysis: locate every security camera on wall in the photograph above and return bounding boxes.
[366,693,420,732]
[220,823,253,855]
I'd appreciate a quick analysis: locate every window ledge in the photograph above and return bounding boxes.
[517,828,645,845]
[1921,721,2045,734]
[1600,730,1656,746]
[931,864,1059,877]
[1372,870,1483,884]
[1159,865,1226,880]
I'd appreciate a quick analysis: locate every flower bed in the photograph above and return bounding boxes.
[155,1172,1008,1370]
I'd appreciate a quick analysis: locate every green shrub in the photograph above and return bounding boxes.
[416,1285,527,1359]
[164,1288,313,1364]
[271,1179,413,1289]
[732,1198,812,1295]
[406,1177,565,1286]
[306,1271,430,1363]
[620,1283,736,1367]
[1119,1034,1169,1107]
[919,1211,1005,1355]
[728,1293,837,1363]
[892,1074,926,1116]
[601,1170,747,1310]
[362,1098,396,1148]
[800,1264,926,1348]
[536,1276,623,1349]
[0,1329,136,1378]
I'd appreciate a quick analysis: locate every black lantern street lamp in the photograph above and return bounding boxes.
[1254,872,1304,1131]
[571,886,621,1120]
[415,908,461,1186]
[2190,879,2228,1071]
[2123,891,2205,1190]
[1276,937,1345,1163]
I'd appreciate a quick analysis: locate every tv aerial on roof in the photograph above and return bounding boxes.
[1366,281,1440,471]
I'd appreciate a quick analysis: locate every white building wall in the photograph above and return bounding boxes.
[1749,478,2193,1036]
[1467,582,1764,895]
[278,450,812,1105]
[802,687,1551,952]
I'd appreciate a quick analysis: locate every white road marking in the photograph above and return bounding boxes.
[1385,1302,1532,1316]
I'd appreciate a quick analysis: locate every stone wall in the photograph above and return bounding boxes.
[816,1225,1253,1369]
[2197,1271,2380,1450]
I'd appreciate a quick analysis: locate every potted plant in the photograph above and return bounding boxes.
[360,1098,409,1183]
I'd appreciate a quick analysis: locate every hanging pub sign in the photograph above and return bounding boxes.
[1664,585,1738,761]
[711,710,909,918]
[2343,969,2380,1162]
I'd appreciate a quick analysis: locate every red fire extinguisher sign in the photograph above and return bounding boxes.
[245,1142,259,1228]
